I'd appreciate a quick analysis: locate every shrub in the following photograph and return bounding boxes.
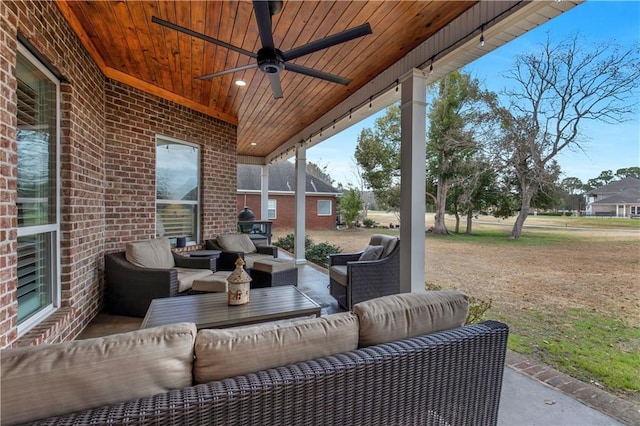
[273,234,341,268]
[362,218,375,228]
[465,297,492,324]
[273,234,312,252]
[306,242,341,268]
[425,281,492,325]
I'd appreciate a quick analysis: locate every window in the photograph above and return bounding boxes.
[631,206,640,215]
[16,44,60,331]
[318,199,332,216]
[267,199,277,219]
[156,137,200,244]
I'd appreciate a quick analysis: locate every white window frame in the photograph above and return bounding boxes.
[317,199,332,216]
[267,199,277,219]
[16,43,61,336]
[155,135,200,245]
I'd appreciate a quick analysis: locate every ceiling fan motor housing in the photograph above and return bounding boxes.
[257,48,285,74]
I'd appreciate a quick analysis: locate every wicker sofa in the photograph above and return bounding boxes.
[1,291,509,426]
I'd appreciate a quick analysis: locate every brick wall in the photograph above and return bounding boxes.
[0,1,238,348]
[238,194,337,230]
[104,80,238,251]
[0,1,19,348]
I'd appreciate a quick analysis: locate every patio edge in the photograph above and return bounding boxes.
[506,350,640,425]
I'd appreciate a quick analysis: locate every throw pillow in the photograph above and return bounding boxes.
[359,245,384,261]
[1,322,197,425]
[217,234,257,254]
[354,291,469,347]
[193,312,359,383]
[125,237,175,269]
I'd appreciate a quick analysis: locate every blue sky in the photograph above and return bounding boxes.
[306,1,640,188]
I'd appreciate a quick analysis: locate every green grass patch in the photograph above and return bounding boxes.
[494,308,640,397]
[427,228,581,247]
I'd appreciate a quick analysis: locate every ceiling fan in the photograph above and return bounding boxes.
[152,0,372,99]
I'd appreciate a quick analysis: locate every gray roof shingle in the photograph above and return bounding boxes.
[238,162,341,194]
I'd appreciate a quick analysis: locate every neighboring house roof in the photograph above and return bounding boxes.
[588,177,640,205]
[591,188,640,205]
[238,162,341,195]
[587,177,640,196]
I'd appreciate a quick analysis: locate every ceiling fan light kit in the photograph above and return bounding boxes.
[152,0,372,99]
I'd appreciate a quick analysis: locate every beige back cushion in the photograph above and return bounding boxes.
[125,237,175,269]
[354,291,469,347]
[0,323,197,425]
[368,234,398,258]
[194,312,359,383]
[216,233,257,254]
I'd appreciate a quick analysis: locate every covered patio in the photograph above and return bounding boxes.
[6,0,635,424]
[1,0,583,349]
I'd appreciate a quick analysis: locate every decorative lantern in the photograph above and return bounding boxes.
[227,257,251,305]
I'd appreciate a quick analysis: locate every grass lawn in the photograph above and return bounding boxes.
[273,213,640,403]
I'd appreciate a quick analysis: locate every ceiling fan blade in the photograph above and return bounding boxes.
[268,74,283,99]
[152,16,256,58]
[196,63,257,80]
[252,0,275,49]
[282,23,372,62]
[284,63,351,86]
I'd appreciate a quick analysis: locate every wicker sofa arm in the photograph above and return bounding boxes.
[172,252,215,270]
[105,252,179,317]
[255,245,278,257]
[30,321,508,426]
[205,240,242,270]
[328,251,362,266]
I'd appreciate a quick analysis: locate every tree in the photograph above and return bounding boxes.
[561,177,585,211]
[354,105,401,212]
[586,170,616,191]
[306,161,335,185]
[493,34,640,239]
[615,167,640,180]
[339,187,363,228]
[427,71,495,234]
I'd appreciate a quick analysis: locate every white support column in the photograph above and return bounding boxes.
[399,69,428,294]
[294,145,307,264]
[260,165,269,220]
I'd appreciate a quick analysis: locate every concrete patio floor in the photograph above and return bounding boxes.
[79,256,639,425]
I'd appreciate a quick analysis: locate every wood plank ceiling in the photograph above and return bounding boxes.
[56,1,477,158]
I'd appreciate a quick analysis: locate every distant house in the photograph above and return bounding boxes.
[585,177,640,217]
[237,162,342,230]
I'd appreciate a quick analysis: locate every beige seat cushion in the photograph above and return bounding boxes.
[194,312,359,383]
[216,234,257,254]
[125,237,175,269]
[0,323,197,426]
[353,291,469,347]
[368,234,398,258]
[252,258,296,273]
[175,268,214,293]
[192,271,231,292]
[329,265,348,287]
[242,252,273,269]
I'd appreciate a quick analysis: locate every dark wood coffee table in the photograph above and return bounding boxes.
[140,285,321,330]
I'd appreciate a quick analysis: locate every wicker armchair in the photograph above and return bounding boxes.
[105,250,215,318]
[329,234,400,310]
